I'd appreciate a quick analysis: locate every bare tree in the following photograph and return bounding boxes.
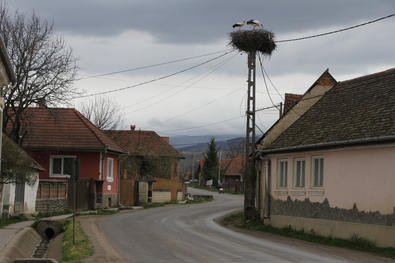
[225,138,245,158]
[0,3,79,145]
[78,96,125,130]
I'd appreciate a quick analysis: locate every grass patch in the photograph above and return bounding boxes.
[61,219,94,263]
[222,212,395,260]
[74,209,120,217]
[33,210,73,220]
[0,215,28,228]
[143,198,213,209]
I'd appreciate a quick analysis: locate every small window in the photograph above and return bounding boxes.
[107,158,114,181]
[278,159,288,187]
[51,156,75,177]
[294,158,305,187]
[312,156,324,187]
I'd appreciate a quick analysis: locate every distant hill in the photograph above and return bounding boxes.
[169,134,244,150]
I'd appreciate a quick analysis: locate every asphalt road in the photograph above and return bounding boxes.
[80,188,395,263]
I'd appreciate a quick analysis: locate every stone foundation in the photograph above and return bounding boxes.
[103,193,118,208]
[270,196,394,227]
[35,198,68,213]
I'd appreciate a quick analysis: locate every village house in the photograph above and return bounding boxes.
[1,133,44,218]
[256,68,395,248]
[105,125,185,204]
[219,155,244,192]
[6,107,127,212]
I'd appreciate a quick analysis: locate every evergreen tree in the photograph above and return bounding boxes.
[202,137,219,186]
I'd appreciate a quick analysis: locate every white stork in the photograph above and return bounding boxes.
[232,20,246,29]
[247,19,263,28]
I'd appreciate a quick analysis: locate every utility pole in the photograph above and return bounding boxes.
[244,50,257,223]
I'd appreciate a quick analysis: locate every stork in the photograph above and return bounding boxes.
[247,19,263,28]
[232,20,246,29]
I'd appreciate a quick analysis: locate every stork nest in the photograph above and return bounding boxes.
[228,29,276,55]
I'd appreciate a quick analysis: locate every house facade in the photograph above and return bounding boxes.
[219,155,244,192]
[105,125,185,180]
[256,68,395,248]
[105,125,185,204]
[7,107,127,210]
[0,34,18,218]
[1,133,44,218]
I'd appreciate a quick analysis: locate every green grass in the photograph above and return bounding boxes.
[0,215,28,227]
[33,210,72,219]
[222,212,395,260]
[61,219,94,263]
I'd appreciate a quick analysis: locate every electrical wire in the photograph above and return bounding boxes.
[77,49,233,80]
[124,52,239,115]
[276,13,395,43]
[78,50,235,98]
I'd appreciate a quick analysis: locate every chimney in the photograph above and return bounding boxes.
[161,137,170,143]
[130,125,136,131]
[283,93,302,116]
[37,98,47,108]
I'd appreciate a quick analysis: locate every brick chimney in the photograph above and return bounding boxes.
[37,98,47,108]
[161,137,170,143]
[283,93,302,115]
[130,125,136,131]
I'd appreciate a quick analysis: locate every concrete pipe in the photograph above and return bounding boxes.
[37,220,64,239]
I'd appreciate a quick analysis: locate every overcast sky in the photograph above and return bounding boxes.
[5,1,395,138]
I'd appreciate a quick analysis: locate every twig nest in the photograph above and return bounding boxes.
[229,29,276,55]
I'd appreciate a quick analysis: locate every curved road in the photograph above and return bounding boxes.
[82,188,394,262]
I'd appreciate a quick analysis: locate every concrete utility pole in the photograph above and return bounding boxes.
[244,50,257,223]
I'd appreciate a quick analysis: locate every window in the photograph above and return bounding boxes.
[278,159,288,187]
[294,158,305,187]
[312,156,324,187]
[51,156,75,177]
[107,158,114,182]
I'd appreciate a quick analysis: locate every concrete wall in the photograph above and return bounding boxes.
[0,174,39,217]
[152,190,171,203]
[139,182,149,204]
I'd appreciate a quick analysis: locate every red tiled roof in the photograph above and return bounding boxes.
[7,108,126,153]
[105,129,185,159]
[221,155,244,176]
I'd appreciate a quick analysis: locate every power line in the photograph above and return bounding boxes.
[276,13,395,43]
[78,51,235,98]
[77,49,232,80]
[123,52,239,114]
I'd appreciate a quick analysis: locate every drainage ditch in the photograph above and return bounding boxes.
[32,220,64,259]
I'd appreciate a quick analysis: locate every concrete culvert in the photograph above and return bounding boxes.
[37,220,64,239]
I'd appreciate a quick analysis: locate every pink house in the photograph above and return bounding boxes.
[6,107,127,210]
[256,68,395,248]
